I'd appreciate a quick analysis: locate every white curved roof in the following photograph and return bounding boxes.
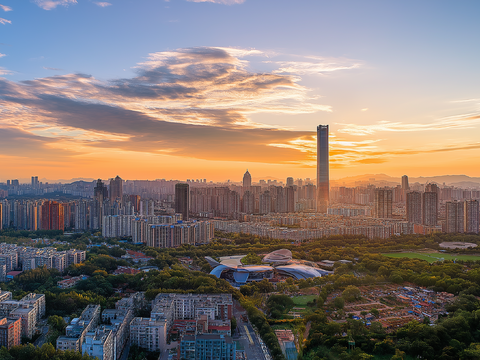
[275,264,330,279]
[262,249,292,263]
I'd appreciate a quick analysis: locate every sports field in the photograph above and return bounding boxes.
[292,295,317,306]
[383,252,480,263]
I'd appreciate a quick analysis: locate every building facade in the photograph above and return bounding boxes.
[316,125,329,213]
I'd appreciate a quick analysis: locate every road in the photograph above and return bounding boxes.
[119,342,131,360]
[233,300,269,360]
[159,341,179,360]
[234,322,267,360]
[34,323,49,348]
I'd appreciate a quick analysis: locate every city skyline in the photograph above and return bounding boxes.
[1,1,480,181]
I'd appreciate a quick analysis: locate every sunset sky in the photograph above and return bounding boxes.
[1,0,480,182]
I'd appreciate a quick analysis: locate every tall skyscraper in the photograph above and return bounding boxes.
[109,175,123,203]
[40,201,64,231]
[446,201,464,233]
[401,175,409,190]
[286,177,294,187]
[242,170,252,189]
[374,188,392,218]
[406,191,422,224]
[465,200,479,234]
[31,176,39,188]
[316,125,329,213]
[175,183,190,221]
[94,179,108,202]
[422,184,438,226]
[93,179,108,230]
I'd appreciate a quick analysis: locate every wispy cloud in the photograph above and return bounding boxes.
[43,66,63,71]
[0,47,334,165]
[34,0,77,10]
[187,0,245,4]
[450,98,480,104]
[271,57,361,75]
[0,53,5,58]
[0,67,12,75]
[337,114,480,136]
[94,2,112,7]
[0,45,477,171]
[0,4,12,11]
[0,17,11,24]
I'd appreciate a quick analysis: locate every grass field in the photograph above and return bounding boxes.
[383,252,480,263]
[292,295,317,306]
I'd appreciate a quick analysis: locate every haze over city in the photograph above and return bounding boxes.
[1,1,480,182]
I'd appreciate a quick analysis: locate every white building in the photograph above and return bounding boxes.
[82,327,115,360]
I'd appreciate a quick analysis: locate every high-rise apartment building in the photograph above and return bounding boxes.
[422,186,438,226]
[242,170,251,189]
[40,201,64,231]
[92,180,108,230]
[259,191,271,214]
[316,125,329,213]
[465,200,479,234]
[374,189,392,218]
[175,183,190,221]
[401,175,409,190]
[75,200,88,230]
[446,201,464,233]
[94,179,108,202]
[109,176,123,203]
[31,176,39,189]
[242,191,255,214]
[406,191,422,224]
[286,177,294,187]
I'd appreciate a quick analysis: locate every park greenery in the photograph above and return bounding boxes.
[1,230,480,359]
[241,252,263,265]
[0,343,97,360]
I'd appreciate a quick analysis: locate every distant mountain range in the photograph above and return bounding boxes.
[17,174,480,188]
[331,174,480,187]
[39,177,96,184]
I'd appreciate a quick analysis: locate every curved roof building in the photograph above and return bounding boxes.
[209,262,330,285]
[262,249,292,264]
[275,264,331,280]
[210,265,274,285]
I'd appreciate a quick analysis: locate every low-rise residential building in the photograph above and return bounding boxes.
[10,305,36,338]
[20,293,46,321]
[57,304,101,352]
[0,317,21,349]
[57,275,89,289]
[0,243,85,273]
[180,334,236,360]
[66,249,86,267]
[0,290,12,303]
[151,293,233,329]
[82,327,115,360]
[0,293,44,338]
[101,308,134,360]
[275,330,298,360]
[0,265,6,282]
[130,317,167,352]
[115,292,146,312]
[52,253,66,273]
